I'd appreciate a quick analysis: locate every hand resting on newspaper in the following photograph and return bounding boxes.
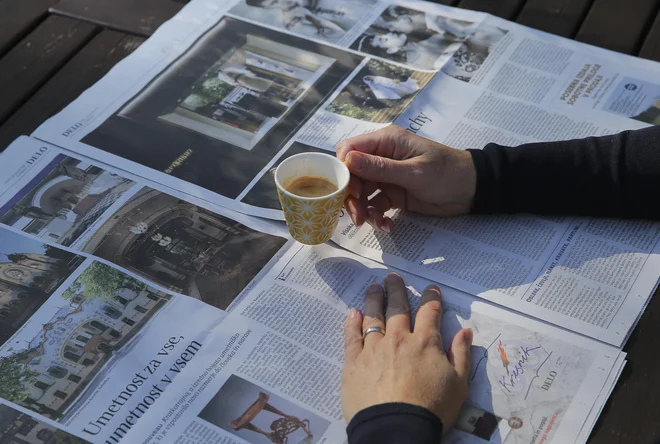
[342,272,473,441]
[338,124,660,228]
[337,125,477,232]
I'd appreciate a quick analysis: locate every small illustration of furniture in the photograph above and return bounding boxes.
[229,392,313,443]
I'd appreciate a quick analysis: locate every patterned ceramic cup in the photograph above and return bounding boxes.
[275,153,350,245]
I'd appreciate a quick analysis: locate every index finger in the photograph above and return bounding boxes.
[336,125,407,161]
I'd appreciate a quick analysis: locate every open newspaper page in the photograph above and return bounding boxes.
[30,0,485,220]
[0,137,625,443]
[332,14,660,347]
[125,242,625,444]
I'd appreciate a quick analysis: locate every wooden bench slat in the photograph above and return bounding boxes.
[575,0,660,54]
[639,9,660,61]
[516,0,592,37]
[0,30,144,148]
[456,0,528,20]
[0,16,98,128]
[0,0,59,57]
[50,0,184,37]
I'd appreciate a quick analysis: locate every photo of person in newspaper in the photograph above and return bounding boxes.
[0,154,135,247]
[0,403,89,443]
[198,374,330,444]
[0,226,85,345]
[161,39,334,151]
[230,0,378,44]
[441,24,508,82]
[80,187,287,309]
[326,59,434,123]
[82,17,362,200]
[351,5,475,70]
[0,260,171,422]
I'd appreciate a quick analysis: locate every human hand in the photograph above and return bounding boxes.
[337,125,476,233]
[342,273,473,431]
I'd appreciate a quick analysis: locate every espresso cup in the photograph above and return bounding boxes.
[274,153,350,245]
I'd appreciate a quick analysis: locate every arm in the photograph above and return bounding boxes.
[469,125,660,218]
[347,403,443,444]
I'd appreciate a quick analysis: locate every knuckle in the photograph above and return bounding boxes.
[423,299,443,315]
[385,330,406,347]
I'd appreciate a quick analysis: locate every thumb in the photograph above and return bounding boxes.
[345,151,418,187]
[448,328,473,382]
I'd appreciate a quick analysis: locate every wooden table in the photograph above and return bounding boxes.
[0,0,659,442]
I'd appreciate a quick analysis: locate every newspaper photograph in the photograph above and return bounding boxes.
[0,402,90,443]
[229,0,381,46]
[66,14,362,217]
[0,137,291,312]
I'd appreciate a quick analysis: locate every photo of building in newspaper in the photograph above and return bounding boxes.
[326,59,434,123]
[0,260,171,422]
[350,5,476,70]
[0,403,89,443]
[198,374,330,444]
[0,154,135,247]
[82,17,362,199]
[0,226,85,346]
[440,24,508,83]
[230,0,379,45]
[80,187,286,309]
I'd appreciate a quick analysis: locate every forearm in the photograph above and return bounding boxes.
[468,125,660,219]
[347,403,443,444]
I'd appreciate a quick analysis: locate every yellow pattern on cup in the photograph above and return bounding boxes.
[276,186,348,245]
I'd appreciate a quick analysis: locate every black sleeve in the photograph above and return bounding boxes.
[467,125,660,219]
[346,403,443,444]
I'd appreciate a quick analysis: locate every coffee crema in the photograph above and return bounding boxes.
[285,176,337,198]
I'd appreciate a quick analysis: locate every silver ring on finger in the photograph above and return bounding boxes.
[363,326,385,339]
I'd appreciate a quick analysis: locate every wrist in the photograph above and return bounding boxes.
[447,148,477,208]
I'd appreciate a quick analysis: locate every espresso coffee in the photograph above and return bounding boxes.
[286,176,337,198]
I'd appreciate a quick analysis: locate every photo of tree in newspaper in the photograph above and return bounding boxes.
[230,0,378,45]
[0,154,135,247]
[441,24,508,82]
[80,187,287,309]
[326,59,434,123]
[242,142,331,210]
[350,5,476,70]
[0,260,171,422]
[82,17,362,199]
[0,403,89,443]
[199,374,330,444]
[604,77,660,125]
[0,226,85,346]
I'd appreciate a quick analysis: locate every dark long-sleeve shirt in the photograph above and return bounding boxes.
[347,125,660,444]
[469,125,660,217]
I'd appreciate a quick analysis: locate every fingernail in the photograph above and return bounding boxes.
[465,328,473,346]
[349,153,365,170]
[367,282,382,293]
[386,273,400,284]
[350,308,360,318]
[380,220,393,233]
[427,284,441,296]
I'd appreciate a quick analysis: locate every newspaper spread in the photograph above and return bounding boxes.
[26,0,660,347]
[1,0,658,441]
[0,136,625,444]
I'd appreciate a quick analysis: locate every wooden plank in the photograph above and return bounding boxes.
[639,9,660,61]
[588,288,660,444]
[456,0,527,20]
[516,0,593,37]
[0,0,59,57]
[0,16,98,128]
[575,0,660,54]
[0,30,145,149]
[50,0,184,37]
